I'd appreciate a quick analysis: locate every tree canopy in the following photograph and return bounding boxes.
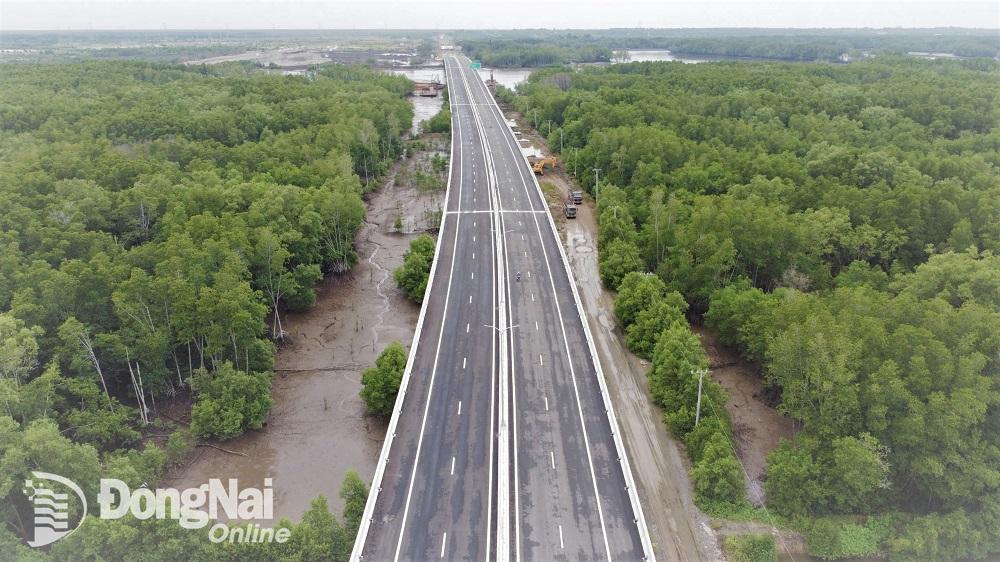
[511,55,1000,560]
[0,59,412,552]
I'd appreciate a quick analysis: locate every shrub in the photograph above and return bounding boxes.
[423,106,451,134]
[692,431,746,507]
[804,516,888,560]
[394,234,436,303]
[190,362,273,440]
[724,534,777,562]
[165,428,196,465]
[360,342,408,415]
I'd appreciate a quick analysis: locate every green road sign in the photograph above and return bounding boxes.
[470,61,482,70]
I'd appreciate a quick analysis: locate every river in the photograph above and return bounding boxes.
[395,50,709,93]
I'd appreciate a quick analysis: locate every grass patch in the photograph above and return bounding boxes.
[724,534,777,562]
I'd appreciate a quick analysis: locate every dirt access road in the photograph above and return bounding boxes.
[537,173,720,562]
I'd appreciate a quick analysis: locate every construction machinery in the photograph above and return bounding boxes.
[532,156,559,175]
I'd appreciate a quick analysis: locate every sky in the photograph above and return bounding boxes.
[1,0,998,31]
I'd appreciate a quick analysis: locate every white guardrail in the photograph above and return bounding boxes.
[351,56,656,562]
[349,60,458,562]
[479,68,658,562]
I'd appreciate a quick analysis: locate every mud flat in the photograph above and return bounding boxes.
[166,152,445,522]
[697,328,795,506]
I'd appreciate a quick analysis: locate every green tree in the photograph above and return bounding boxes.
[625,298,686,359]
[614,271,669,328]
[189,362,273,439]
[277,496,346,562]
[360,342,408,415]
[0,312,41,388]
[394,235,436,303]
[704,281,779,360]
[598,238,644,290]
[648,320,713,436]
[765,439,825,518]
[692,431,745,507]
[766,314,861,439]
[340,469,368,537]
[826,433,889,513]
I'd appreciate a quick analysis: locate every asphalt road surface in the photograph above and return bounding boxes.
[352,54,654,562]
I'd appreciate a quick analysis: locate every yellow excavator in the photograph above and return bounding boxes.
[532,156,559,175]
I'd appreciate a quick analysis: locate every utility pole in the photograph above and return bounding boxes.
[593,167,601,203]
[693,367,708,426]
[559,128,564,154]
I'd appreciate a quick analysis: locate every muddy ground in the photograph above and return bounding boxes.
[537,169,720,562]
[696,328,795,506]
[165,139,447,522]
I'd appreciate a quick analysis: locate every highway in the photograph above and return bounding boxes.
[352,54,654,562]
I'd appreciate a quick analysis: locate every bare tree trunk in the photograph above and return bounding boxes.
[230,330,239,369]
[171,350,184,388]
[78,333,111,408]
[135,361,150,425]
[125,350,148,426]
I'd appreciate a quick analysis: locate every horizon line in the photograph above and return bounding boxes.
[3,26,999,32]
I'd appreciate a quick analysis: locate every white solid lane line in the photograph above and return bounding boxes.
[389,58,468,562]
[467,55,619,561]
[457,55,514,562]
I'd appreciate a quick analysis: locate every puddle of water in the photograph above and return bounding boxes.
[520,142,544,159]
